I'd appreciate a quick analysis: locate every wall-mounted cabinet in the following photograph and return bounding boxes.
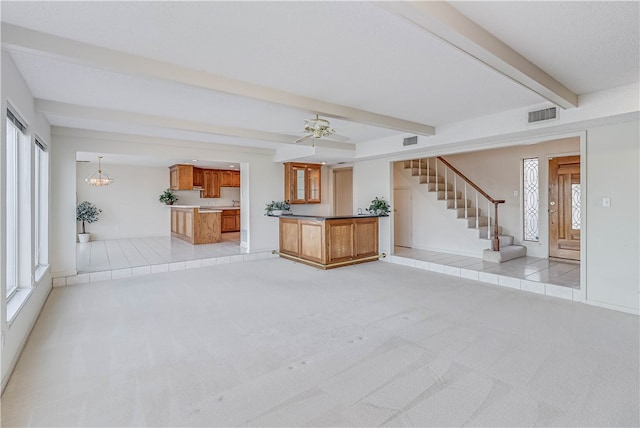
[200,170,220,198]
[169,164,194,190]
[192,167,204,188]
[169,165,239,196]
[220,170,240,187]
[284,162,321,204]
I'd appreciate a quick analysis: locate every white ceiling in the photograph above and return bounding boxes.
[2,1,638,165]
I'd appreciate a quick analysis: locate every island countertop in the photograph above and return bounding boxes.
[269,213,382,220]
[168,205,240,212]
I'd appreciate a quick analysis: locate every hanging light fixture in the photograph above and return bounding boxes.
[85,156,114,187]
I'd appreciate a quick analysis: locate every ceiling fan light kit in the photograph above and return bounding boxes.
[294,114,336,143]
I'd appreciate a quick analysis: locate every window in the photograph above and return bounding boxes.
[522,157,539,242]
[6,110,27,299]
[34,137,49,268]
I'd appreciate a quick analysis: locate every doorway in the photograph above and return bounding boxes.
[394,188,412,248]
[333,167,353,216]
[549,155,581,261]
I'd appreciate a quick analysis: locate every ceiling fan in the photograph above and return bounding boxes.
[292,115,349,144]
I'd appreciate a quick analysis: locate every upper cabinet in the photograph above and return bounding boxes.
[219,170,240,187]
[169,165,239,196]
[192,167,204,188]
[169,164,194,190]
[200,170,220,198]
[284,162,322,204]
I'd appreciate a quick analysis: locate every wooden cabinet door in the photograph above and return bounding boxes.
[219,170,232,187]
[169,164,193,190]
[284,163,321,204]
[171,209,178,233]
[354,218,378,257]
[201,170,220,198]
[307,165,321,203]
[169,166,179,190]
[291,164,307,204]
[326,220,354,263]
[232,171,240,187]
[221,213,236,232]
[193,168,203,187]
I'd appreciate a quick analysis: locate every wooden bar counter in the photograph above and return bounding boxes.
[278,214,380,269]
[170,206,221,244]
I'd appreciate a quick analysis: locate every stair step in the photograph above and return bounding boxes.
[483,245,527,263]
[446,199,472,209]
[480,234,514,247]
[454,207,482,217]
[419,174,443,183]
[465,216,490,227]
[428,182,454,191]
[478,225,504,238]
[437,190,462,200]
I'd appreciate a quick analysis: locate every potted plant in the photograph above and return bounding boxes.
[367,197,390,216]
[76,201,102,243]
[159,188,178,205]
[265,200,291,216]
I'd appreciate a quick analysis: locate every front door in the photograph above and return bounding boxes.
[549,155,581,260]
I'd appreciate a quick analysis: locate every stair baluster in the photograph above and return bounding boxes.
[444,162,448,201]
[487,200,491,240]
[475,192,479,229]
[464,182,468,218]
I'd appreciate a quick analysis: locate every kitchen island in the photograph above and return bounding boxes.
[170,205,222,244]
[277,214,380,269]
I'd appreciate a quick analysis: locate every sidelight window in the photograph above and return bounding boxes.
[522,157,539,241]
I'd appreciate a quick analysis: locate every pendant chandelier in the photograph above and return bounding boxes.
[85,156,114,187]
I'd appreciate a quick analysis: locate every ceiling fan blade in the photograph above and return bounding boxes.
[326,133,350,142]
[292,134,313,144]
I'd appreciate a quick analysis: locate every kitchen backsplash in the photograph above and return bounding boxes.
[174,186,240,207]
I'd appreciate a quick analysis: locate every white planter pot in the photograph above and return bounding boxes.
[78,233,91,243]
[271,210,284,216]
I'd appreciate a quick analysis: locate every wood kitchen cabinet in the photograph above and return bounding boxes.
[278,215,379,269]
[221,209,240,232]
[192,167,204,188]
[284,162,321,204]
[219,170,240,187]
[169,164,194,190]
[171,207,221,244]
[200,170,220,198]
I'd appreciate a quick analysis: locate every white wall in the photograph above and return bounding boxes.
[175,186,240,208]
[51,129,283,277]
[76,163,170,239]
[585,120,639,313]
[1,51,52,388]
[353,159,392,255]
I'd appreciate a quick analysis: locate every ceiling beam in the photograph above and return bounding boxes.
[36,99,356,151]
[377,1,578,109]
[3,23,435,136]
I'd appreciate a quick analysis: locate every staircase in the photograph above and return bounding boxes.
[403,157,526,263]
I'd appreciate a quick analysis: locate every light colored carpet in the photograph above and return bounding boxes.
[2,258,638,427]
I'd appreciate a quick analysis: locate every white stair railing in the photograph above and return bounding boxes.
[430,157,505,251]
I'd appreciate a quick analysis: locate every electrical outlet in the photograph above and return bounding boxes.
[602,197,611,208]
[513,190,518,197]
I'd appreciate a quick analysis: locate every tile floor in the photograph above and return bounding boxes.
[392,247,580,289]
[76,233,243,273]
